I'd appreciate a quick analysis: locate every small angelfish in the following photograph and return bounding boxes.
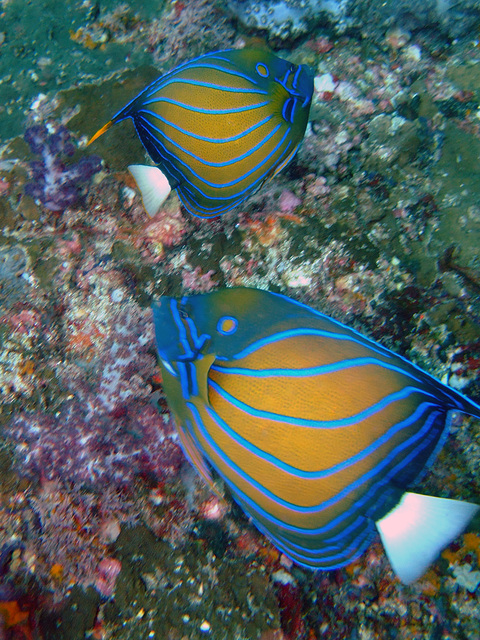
[152,287,480,584]
[88,48,313,218]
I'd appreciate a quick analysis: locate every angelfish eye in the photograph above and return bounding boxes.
[217,316,238,335]
[255,62,269,78]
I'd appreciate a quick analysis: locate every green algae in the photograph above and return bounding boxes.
[57,66,161,168]
[0,0,166,145]
[429,121,480,285]
[100,524,280,640]
[24,237,59,291]
[447,60,480,100]
[41,586,101,640]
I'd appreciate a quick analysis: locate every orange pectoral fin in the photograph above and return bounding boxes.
[87,120,113,146]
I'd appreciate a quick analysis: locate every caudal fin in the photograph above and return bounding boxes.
[376,491,479,584]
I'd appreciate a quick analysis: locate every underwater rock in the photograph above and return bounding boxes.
[226,0,480,42]
[226,0,348,41]
[349,0,480,43]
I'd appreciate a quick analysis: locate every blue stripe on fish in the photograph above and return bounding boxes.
[186,401,442,515]
[198,402,437,479]
[208,380,436,429]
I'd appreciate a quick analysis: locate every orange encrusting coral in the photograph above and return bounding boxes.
[0,600,32,640]
[442,532,480,567]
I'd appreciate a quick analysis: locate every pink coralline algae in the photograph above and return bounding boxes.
[181,265,217,293]
[24,124,102,212]
[278,190,302,214]
[4,302,184,487]
[94,557,122,598]
[140,201,188,255]
[6,400,183,487]
[94,308,156,414]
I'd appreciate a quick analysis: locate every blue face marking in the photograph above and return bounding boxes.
[217,316,238,335]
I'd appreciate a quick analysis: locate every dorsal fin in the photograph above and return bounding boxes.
[87,120,113,146]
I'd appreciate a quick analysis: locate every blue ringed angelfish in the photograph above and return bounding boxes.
[88,49,314,218]
[152,287,480,584]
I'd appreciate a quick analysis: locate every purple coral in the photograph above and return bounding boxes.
[24,124,102,212]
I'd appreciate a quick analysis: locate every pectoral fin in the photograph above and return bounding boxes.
[128,164,172,216]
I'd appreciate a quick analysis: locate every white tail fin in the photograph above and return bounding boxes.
[376,491,479,584]
[128,164,171,217]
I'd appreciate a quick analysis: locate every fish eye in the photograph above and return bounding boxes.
[217,316,238,335]
[255,63,269,78]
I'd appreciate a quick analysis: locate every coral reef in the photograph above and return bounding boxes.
[24,124,102,212]
[0,244,29,304]
[0,6,479,640]
[6,400,183,487]
[4,300,183,487]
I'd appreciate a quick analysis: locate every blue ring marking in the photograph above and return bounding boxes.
[177,361,190,399]
[222,327,394,362]
[282,98,292,123]
[142,96,271,115]
[149,124,292,189]
[110,52,235,121]
[110,50,274,123]
[142,56,264,100]
[217,316,238,335]
[180,409,421,553]
[201,399,435,478]
[271,529,375,570]
[258,517,374,566]
[256,62,269,77]
[268,294,438,366]
[292,65,302,90]
[272,512,370,551]
[183,136,293,196]
[267,291,480,416]
[189,400,439,515]
[146,61,265,97]
[170,299,193,358]
[132,113,299,215]
[141,123,293,194]
[140,116,281,167]
[134,112,291,191]
[147,78,269,96]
